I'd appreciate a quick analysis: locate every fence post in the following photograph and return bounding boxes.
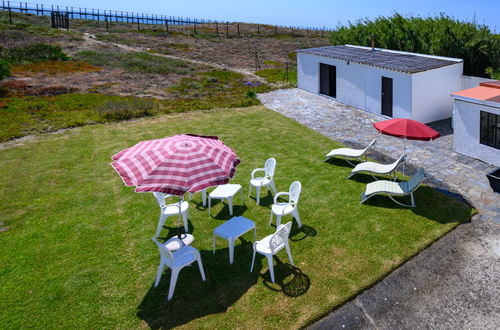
[165,19,168,32]
[226,21,229,37]
[137,16,140,30]
[275,25,277,35]
[194,22,196,34]
[237,23,239,37]
[215,22,218,37]
[8,1,12,24]
[257,24,259,36]
[105,15,108,29]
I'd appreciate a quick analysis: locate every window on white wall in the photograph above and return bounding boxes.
[480,111,500,150]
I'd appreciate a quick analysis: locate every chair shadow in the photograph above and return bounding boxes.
[324,157,360,168]
[137,238,262,329]
[289,223,317,242]
[248,191,274,207]
[360,186,473,224]
[156,221,196,241]
[260,258,310,297]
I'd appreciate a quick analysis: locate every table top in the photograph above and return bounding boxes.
[209,184,242,198]
[214,216,255,238]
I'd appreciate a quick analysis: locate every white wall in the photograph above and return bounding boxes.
[453,100,500,167]
[297,53,412,118]
[411,62,463,123]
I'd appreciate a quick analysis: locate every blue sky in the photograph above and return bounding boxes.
[39,0,499,31]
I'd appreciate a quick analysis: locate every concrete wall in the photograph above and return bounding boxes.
[411,62,463,123]
[462,75,495,89]
[453,100,500,167]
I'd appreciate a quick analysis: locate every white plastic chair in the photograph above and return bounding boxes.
[325,139,377,166]
[152,238,206,301]
[270,181,302,228]
[153,192,190,237]
[250,222,293,283]
[248,158,277,205]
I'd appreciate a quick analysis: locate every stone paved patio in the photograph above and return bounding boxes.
[258,88,500,222]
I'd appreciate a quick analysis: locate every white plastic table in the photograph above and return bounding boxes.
[212,216,256,264]
[208,184,243,216]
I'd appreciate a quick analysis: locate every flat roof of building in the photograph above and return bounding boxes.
[452,81,500,106]
[297,45,462,74]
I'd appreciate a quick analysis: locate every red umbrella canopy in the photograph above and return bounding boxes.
[373,118,440,141]
[111,134,241,195]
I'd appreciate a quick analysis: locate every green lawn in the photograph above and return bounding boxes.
[0,106,472,328]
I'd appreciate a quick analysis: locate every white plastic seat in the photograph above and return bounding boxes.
[152,238,206,301]
[248,158,277,205]
[153,192,190,237]
[250,222,293,283]
[348,154,406,180]
[361,168,426,207]
[270,181,302,228]
[325,139,377,166]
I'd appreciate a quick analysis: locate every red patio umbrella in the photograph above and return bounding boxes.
[373,118,440,175]
[111,134,241,243]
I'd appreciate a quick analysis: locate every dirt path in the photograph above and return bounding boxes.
[82,33,269,83]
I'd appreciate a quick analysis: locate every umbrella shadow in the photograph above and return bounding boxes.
[137,238,262,329]
[259,257,311,297]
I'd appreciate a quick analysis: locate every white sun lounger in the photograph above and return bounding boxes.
[348,154,406,180]
[360,168,426,207]
[325,139,376,166]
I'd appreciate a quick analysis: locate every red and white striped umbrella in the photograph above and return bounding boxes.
[111,134,241,196]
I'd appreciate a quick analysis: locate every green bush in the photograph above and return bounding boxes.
[96,98,156,121]
[0,43,69,64]
[0,59,10,80]
[330,14,500,78]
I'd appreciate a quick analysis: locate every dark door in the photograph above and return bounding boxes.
[319,63,336,98]
[381,76,393,117]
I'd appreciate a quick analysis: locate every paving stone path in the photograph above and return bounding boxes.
[258,88,500,222]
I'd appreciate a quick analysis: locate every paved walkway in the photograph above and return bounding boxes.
[258,88,500,329]
[258,88,500,222]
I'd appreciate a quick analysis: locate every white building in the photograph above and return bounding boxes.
[297,45,463,123]
[452,81,500,167]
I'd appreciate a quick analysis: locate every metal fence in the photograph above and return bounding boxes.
[0,1,334,37]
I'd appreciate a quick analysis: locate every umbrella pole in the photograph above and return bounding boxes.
[177,194,183,241]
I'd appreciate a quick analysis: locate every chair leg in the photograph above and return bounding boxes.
[270,181,277,194]
[248,183,252,198]
[202,189,207,207]
[208,197,211,216]
[197,255,206,281]
[182,211,189,232]
[276,215,282,227]
[285,243,294,266]
[167,268,180,301]
[266,255,275,283]
[269,211,274,225]
[154,260,165,287]
[250,249,256,272]
[255,186,261,205]
[155,214,167,237]
[292,209,302,228]
[411,192,415,207]
[228,238,235,264]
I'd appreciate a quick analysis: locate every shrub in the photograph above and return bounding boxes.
[0,59,10,80]
[96,98,156,121]
[0,43,69,64]
[11,60,101,75]
[330,13,500,78]
[245,90,256,98]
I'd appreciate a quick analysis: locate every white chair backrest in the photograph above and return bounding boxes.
[152,238,174,267]
[270,222,292,254]
[153,192,174,209]
[289,181,301,205]
[264,158,276,179]
[362,139,377,153]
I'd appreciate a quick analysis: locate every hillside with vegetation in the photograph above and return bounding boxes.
[330,14,500,78]
[0,11,328,142]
